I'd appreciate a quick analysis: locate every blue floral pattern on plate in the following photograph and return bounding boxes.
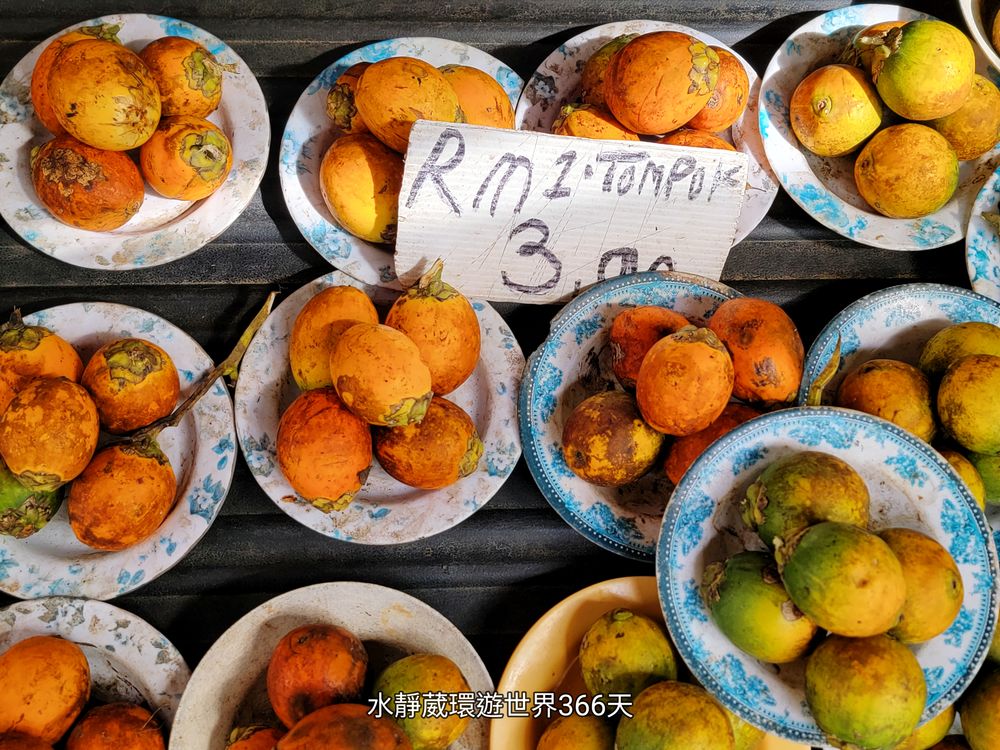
[0,597,190,725]
[234,270,523,544]
[0,303,237,600]
[513,19,778,246]
[279,38,524,289]
[759,4,1000,250]
[519,271,740,561]
[0,14,269,270]
[966,165,1000,301]
[657,407,998,746]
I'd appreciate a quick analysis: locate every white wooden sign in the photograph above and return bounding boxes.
[394,121,748,303]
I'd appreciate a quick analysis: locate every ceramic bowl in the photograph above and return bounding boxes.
[959,0,1000,73]
[967,163,1000,301]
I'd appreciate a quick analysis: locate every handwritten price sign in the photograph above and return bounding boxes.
[394,122,749,303]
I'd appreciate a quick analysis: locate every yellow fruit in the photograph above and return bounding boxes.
[790,64,882,157]
[932,74,1000,161]
[439,64,513,128]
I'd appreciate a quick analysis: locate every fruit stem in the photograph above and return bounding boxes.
[806,335,842,407]
[115,291,277,444]
[417,258,447,297]
[2,308,23,333]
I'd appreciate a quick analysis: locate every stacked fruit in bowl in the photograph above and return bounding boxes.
[549,28,749,151]
[28,22,235,231]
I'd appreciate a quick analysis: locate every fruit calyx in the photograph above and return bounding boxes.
[701,561,726,605]
[76,22,122,44]
[865,26,904,83]
[459,434,484,478]
[984,212,1000,233]
[773,525,809,572]
[741,479,767,530]
[0,309,50,353]
[414,258,460,301]
[119,436,170,465]
[104,338,165,389]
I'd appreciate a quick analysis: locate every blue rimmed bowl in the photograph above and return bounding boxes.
[518,271,740,561]
[967,163,1000,301]
[657,406,998,747]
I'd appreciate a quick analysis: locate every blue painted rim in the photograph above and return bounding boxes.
[966,162,1000,300]
[797,282,1000,404]
[518,271,740,562]
[655,405,999,745]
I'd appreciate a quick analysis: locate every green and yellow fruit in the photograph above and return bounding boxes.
[937,354,1000,455]
[701,551,817,664]
[688,47,749,133]
[790,64,882,157]
[372,654,471,750]
[939,449,987,509]
[932,75,1000,160]
[139,36,229,118]
[536,715,614,750]
[854,124,958,219]
[140,115,233,201]
[579,609,677,704]
[968,453,1000,505]
[561,391,664,487]
[721,707,764,750]
[879,527,963,644]
[615,681,734,750]
[920,322,1000,380]
[958,668,1000,750]
[741,451,870,550]
[0,458,62,539]
[893,704,955,750]
[805,634,925,749]
[581,35,637,108]
[777,521,905,637]
[836,358,935,443]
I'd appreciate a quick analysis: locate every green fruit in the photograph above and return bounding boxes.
[919,322,1000,380]
[372,654,471,750]
[959,668,1000,750]
[968,453,1000,505]
[937,354,1000,455]
[805,634,925,749]
[537,715,614,750]
[0,457,62,538]
[701,551,816,664]
[872,20,976,121]
[879,528,963,644]
[721,706,765,750]
[777,521,905,637]
[892,704,954,750]
[939,449,986,510]
[579,609,677,704]
[615,681,734,750]
[742,451,870,550]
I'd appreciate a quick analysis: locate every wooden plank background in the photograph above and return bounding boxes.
[0,0,975,711]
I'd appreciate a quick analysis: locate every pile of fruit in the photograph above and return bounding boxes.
[790,18,1000,219]
[551,30,749,153]
[317,53,514,245]
[226,622,473,750]
[0,311,181,549]
[828,321,1000,507]
[703,449,969,749]
[29,23,235,231]
[561,297,803,489]
[535,608,764,750]
[277,262,484,510]
[0,634,166,749]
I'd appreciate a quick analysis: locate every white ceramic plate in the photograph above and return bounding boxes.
[235,270,523,544]
[959,0,1000,73]
[279,37,524,289]
[658,406,997,746]
[492,576,811,750]
[518,271,741,561]
[0,596,190,727]
[169,581,492,750]
[514,19,779,247]
[967,164,1000,300]
[759,4,1000,250]
[0,13,269,270]
[0,302,237,599]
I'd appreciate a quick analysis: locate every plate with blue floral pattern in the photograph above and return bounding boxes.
[967,164,1000,300]
[234,270,523,544]
[519,271,741,561]
[514,19,779,247]
[279,38,524,289]
[0,302,237,600]
[759,4,1000,250]
[0,596,190,726]
[0,14,269,270]
[657,406,998,746]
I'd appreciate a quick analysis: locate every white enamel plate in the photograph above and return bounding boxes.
[0,13,269,269]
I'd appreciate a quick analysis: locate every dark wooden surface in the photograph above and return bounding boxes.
[0,0,973,698]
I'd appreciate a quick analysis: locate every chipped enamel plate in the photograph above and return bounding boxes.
[234,270,523,544]
[170,581,492,750]
[658,406,998,746]
[967,163,1000,300]
[0,13,269,269]
[0,596,190,726]
[0,302,237,600]
[514,19,779,246]
[759,4,1000,250]
[519,271,740,561]
[492,576,811,750]
[279,37,524,289]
